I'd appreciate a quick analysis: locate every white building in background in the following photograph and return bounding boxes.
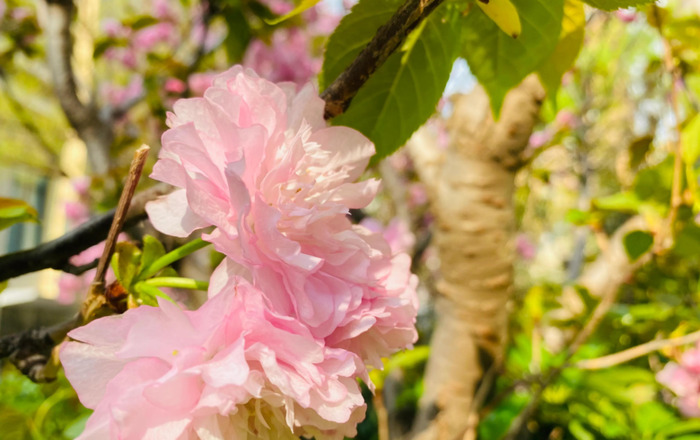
[0,137,87,330]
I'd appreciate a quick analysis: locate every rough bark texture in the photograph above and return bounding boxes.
[409,77,545,440]
[43,0,113,174]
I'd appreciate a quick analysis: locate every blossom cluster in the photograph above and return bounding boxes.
[61,66,418,439]
[657,343,700,417]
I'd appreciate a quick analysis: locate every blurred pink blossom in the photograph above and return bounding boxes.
[187,72,217,96]
[65,201,89,224]
[360,218,415,255]
[657,343,700,417]
[133,22,177,51]
[152,0,177,21]
[101,75,144,108]
[409,183,428,207]
[260,0,294,15]
[164,78,186,94]
[146,66,418,368]
[72,177,91,197]
[60,279,366,439]
[57,235,125,305]
[529,129,553,148]
[516,234,536,260]
[243,29,321,86]
[10,6,30,21]
[104,47,138,69]
[555,109,579,130]
[615,9,638,22]
[101,18,131,39]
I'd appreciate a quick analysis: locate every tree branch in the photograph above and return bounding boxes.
[42,0,113,174]
[576,329,700,370]
[320,0,445,119]
[0,183,171,283]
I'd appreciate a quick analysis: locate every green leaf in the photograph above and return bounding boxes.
[537,0,585,97]
[569,420,595,440]
[330,2,461,161]
[623,230,653,261]
[462,0,564,116]
[137,235,167,280]
[266,0,322,25]
[0,197,39,231]
[634,402,677,436]
[0,280,6,295]
[111,242,142,290]
[582,0,654,11]
[223,8,252,62]
[593,191,642,212]
[658,419,700,438]
[320,0,398,91]
[478,391,530,439]
[672,224,700,257]
[628,135,654,169]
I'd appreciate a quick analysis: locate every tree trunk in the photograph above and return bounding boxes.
[410,77,545,440]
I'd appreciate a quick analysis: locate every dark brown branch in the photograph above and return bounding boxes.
[320,0,445,119]
[0,183,170,283]
[60,258,99,275]
[43,0,113,174]
[0,315,80,382]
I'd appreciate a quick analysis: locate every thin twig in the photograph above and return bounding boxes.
[652,5,684,247]
[81,145,149,323]
[576,329,700,370]
[320,0,445,119]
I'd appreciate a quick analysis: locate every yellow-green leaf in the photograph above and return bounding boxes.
[537,0,585,98]
[476,0,522,38]
[0,197,39,231]
[265,0,322,25]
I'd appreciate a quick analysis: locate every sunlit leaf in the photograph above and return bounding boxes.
[582,0,655,11]
[0,197,39,231]
[537,0,585,97]
[266,0,322,25]
[476,0,522,38]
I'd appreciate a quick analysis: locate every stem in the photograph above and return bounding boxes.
[139,238,210,279]
[92,146,150,288]
[143,277,209,291]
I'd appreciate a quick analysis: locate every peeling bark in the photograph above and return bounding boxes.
[410,77,545,440]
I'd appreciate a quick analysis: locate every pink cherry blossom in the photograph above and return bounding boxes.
[60,279,366,439]
[146,66,418,367]
[243,29,321,86]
